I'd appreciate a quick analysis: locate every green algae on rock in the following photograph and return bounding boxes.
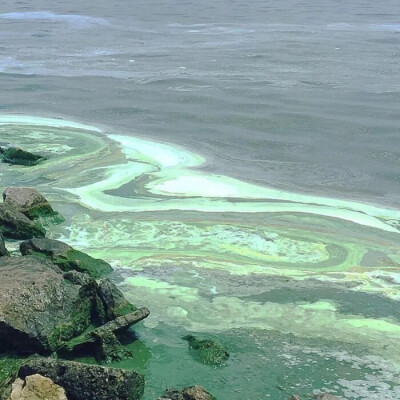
[182,335,229,366]
[0,203,45,240]
[3,187,64,226]
[0,256,93,354]
[20,238,113,279]
[0,355,26,398]
[0,146,46,166]
[18,358,145,400]
[157,386,217,400]
[97,278,137,320]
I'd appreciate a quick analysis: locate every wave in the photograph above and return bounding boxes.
[0,11,110,27]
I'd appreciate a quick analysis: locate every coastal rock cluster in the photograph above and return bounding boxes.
[0,177,216,399]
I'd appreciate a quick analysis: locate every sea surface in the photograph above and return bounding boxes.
[0,1,400,399]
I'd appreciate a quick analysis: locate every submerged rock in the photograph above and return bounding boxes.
[18,358,145,400]
[0,233,9,257]
[20,238,113,279]
[157,386,216,400]
[314,394,340,400]
[97,278,137,320]
[0,204,45,240]
[0,256,93,353]
[3,187,63,224]
[8,374,68,400]
[0,147,46,167]
[182,335,229,366]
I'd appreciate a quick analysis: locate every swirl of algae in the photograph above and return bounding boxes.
[1,115,400,365]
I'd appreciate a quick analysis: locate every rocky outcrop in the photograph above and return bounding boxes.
[0,233,9,257]
[97,278,137,320]
[18,358,145,400]
[157,386,216,400]
[58,307,150,360]
[93,331,133,364]
[0,204,45,240]
[3,187,63,223]
[20,238,113,279]
[182,335,229,366]
[0,147,46,166]
[8,374,68,400]
[0,256,93,353]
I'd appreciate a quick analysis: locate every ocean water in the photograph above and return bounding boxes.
[0,1,400,399]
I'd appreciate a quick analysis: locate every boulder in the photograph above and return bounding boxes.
[0,147,45,166]
[314,395,340,400]
[0,232,9,257]
[20,238,113,279]
[157,386,216,400]
[182,335,229,366]
[93,331,133,364]
[3,187,63,223]
[289,396,301,400]
[59,307,150,356]
[97,278,137,320]
[18,358,145,400]
[8,374,68,400]
[0,204,45,240]
[0,256,93,353]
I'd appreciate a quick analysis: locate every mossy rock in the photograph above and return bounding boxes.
[182,335,229,366]
[0,203,46,240]
[20,238,113,279]
[0,147,46,166]
[0,256,93,354]
[0,355,26,398]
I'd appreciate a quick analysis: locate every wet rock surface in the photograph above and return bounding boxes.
[3,187,63,223]
[58,307,150,358]
[20,238,113,279]
[0,147,45,167]
[157,386,216,400]
[182,335,229,366]
[18,358,145,400]
[0,204,45,240]
[97,278,137,320]
[0,256,93,353]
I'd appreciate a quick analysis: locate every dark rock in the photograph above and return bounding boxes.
[0,203,45,240]
[0,232,9,257]
[18,358,144,400]
[63,271,106,324]
[93,330,133,364]
[0,256,93,353]
[97,278,137,321]
[3,187,64,224]
[157,386,216,400]
[314,394,340,400]
[182,335,229,366]
[0,147,46,166]
[289,396,301,400]
[182,386,216,400]
[59,307,150,356]
[20,238,113,279]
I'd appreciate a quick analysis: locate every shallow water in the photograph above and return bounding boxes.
[0,1,400,398]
